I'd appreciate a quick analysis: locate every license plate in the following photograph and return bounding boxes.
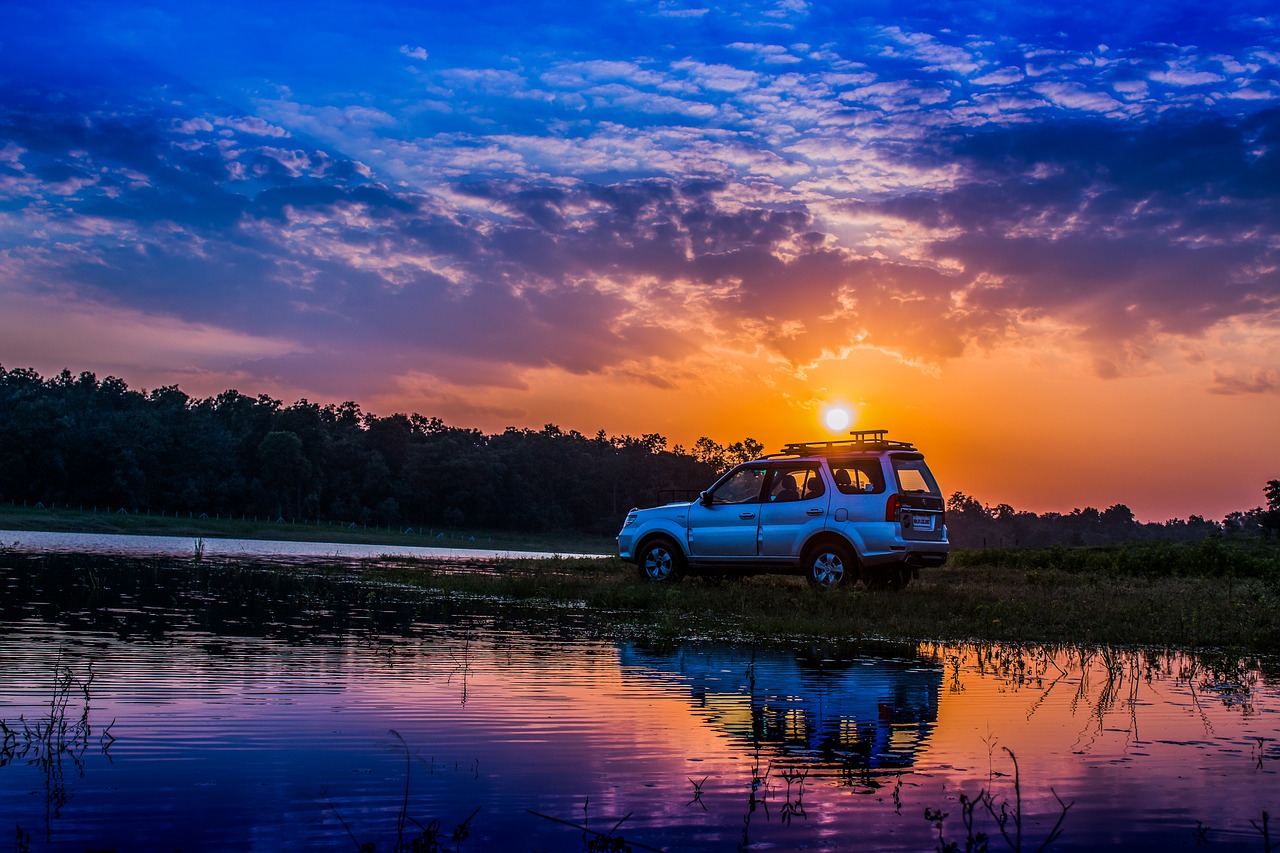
[905,513,935,532]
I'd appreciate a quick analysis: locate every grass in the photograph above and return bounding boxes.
[364,544,1280,653]
[2,504,1277,652]
[0,502,616,555]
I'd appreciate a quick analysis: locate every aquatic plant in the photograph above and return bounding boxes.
[0,654,113,842]
[687,776,708,811]
[1253,811,1274,853]
[327,730,481,853]
[778,767,808,825]
[527,798,664,853]
[924,749,1072,853]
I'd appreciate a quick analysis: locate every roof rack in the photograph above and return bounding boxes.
[775,429,917,456]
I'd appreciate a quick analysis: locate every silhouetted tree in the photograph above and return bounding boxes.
[1262,479,1280,536]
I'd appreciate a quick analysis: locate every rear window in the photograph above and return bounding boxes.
[828,459,886,494]
[892,455,941,495]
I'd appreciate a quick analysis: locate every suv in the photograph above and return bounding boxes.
[617,430,947,590]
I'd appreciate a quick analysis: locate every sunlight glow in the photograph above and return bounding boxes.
[823,406,852,432]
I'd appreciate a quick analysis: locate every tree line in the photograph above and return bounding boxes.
[0,367,760,535]
[944,482,1280,549]
[1,366,1275,544]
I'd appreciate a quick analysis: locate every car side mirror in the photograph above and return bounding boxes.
[699,491,712,506]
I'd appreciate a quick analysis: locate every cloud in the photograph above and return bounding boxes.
[653,5,709,19]
[865,108,1280,370]
[1150,67,1227,87]
[1209,368,1280,394]
[1032,81,1130,114]
[725,42,803,65]
[877,26,982,76]
[671,60,758,93]
[0,286,302,377]
[4,11,1280,407]
[841,80,953,111]
[972,67,1026,86]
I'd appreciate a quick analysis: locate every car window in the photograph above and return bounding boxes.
[829,459,885,494]
[892,456,941,495]
[800,468,825,500]
[768,470,802,502]
[709,466,767,504]
[766,464,824,503]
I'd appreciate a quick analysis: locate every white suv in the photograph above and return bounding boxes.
[617,430,948,590]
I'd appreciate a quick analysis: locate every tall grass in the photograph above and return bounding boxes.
[951,537,1280,579]
[367,548,1280,652]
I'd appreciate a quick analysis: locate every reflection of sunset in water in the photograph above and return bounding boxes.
[1,558,1276,851]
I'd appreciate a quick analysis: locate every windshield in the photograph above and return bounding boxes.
[892,456,940,495]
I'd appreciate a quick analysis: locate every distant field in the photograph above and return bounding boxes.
[0,502,618,555]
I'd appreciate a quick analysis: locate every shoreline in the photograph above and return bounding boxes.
[4,528,1276,655]
[0,528,610,562]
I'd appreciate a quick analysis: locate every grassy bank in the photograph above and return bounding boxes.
[0,502,616,554]
[368,543,1280,653]
[4,510,1277,652]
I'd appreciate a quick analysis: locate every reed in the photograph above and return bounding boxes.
[925,749,1072,853]
[327,730,481,853]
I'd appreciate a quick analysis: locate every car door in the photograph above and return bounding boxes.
[758,464,830,558]
[686,465,767,559]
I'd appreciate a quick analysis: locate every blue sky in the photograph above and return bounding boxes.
[3,0,1279,517]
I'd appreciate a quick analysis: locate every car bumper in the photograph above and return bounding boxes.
[616,531,637,563]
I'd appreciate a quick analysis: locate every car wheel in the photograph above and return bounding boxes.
[805,543,853,590]
[637,538,685,583]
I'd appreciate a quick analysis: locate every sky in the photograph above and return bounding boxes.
[2,0,1279,522]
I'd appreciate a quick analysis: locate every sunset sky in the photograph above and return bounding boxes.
[2,0,1279,521]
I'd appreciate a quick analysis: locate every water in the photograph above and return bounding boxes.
[1,552,1277,851]
[0,528,607,560]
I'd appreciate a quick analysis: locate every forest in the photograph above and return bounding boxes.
[1,366,1276,544]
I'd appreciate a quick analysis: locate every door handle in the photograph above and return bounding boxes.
[806,508,824,516]
[739,512,756,519]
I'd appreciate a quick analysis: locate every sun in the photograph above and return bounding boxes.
[823,406,852,432]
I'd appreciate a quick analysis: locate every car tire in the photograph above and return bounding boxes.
[805,543,853,591]
[637,537,685,583]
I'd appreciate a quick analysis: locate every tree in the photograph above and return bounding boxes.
[258,431,307,518]
[725,438,764,467]
[1262,479,1280,535]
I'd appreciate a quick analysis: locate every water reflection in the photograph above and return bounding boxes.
[620,644,940,778]
[0,553,1277,852]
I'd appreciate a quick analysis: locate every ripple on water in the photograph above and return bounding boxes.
[0,555,1277,852]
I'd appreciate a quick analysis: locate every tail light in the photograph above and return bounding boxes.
[885,493,901,522]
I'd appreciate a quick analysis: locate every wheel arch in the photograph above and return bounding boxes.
[801,530,861,566]
[636,529,689,559]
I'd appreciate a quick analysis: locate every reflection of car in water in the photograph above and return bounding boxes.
[618,643,941,776]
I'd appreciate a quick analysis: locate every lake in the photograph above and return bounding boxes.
[1,550,1276,851]
[0,528,608,561]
